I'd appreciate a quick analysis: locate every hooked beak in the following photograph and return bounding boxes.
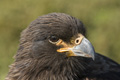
[57,34,95,60]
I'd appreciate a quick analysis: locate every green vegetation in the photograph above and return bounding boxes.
[0,0,120,80]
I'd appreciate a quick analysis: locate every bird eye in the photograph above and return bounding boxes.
[49,35,60,44]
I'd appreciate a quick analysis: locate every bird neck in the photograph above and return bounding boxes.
[12,55,90,80]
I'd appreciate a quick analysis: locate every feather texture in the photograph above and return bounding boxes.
[6,13,120,80]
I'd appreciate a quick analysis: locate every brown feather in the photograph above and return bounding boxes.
[6,13,120,80]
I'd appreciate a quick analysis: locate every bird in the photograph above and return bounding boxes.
[6,13,120,80]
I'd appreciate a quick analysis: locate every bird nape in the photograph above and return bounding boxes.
[6,13,120,80]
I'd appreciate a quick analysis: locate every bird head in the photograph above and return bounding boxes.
[18,13,95,60]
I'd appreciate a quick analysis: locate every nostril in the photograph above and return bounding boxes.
[75,38,81,45]
[76,40,79,43]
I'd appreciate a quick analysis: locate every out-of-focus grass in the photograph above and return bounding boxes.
[0,0,120,80]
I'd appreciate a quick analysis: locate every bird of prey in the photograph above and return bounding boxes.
[6,13,120,80]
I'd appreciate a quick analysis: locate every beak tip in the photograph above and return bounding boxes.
[91,52,95,60]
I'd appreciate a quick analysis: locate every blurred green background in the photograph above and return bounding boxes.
[0,0,120,80]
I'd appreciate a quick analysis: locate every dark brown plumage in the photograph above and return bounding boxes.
[6,13,120,80]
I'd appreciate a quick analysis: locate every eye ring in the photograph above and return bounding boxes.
[49,35,60,44]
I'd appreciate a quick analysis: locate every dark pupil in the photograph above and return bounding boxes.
[50,36,59,42]
[76,40,79,43]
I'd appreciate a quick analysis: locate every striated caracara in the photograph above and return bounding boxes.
[6,13,120,80]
